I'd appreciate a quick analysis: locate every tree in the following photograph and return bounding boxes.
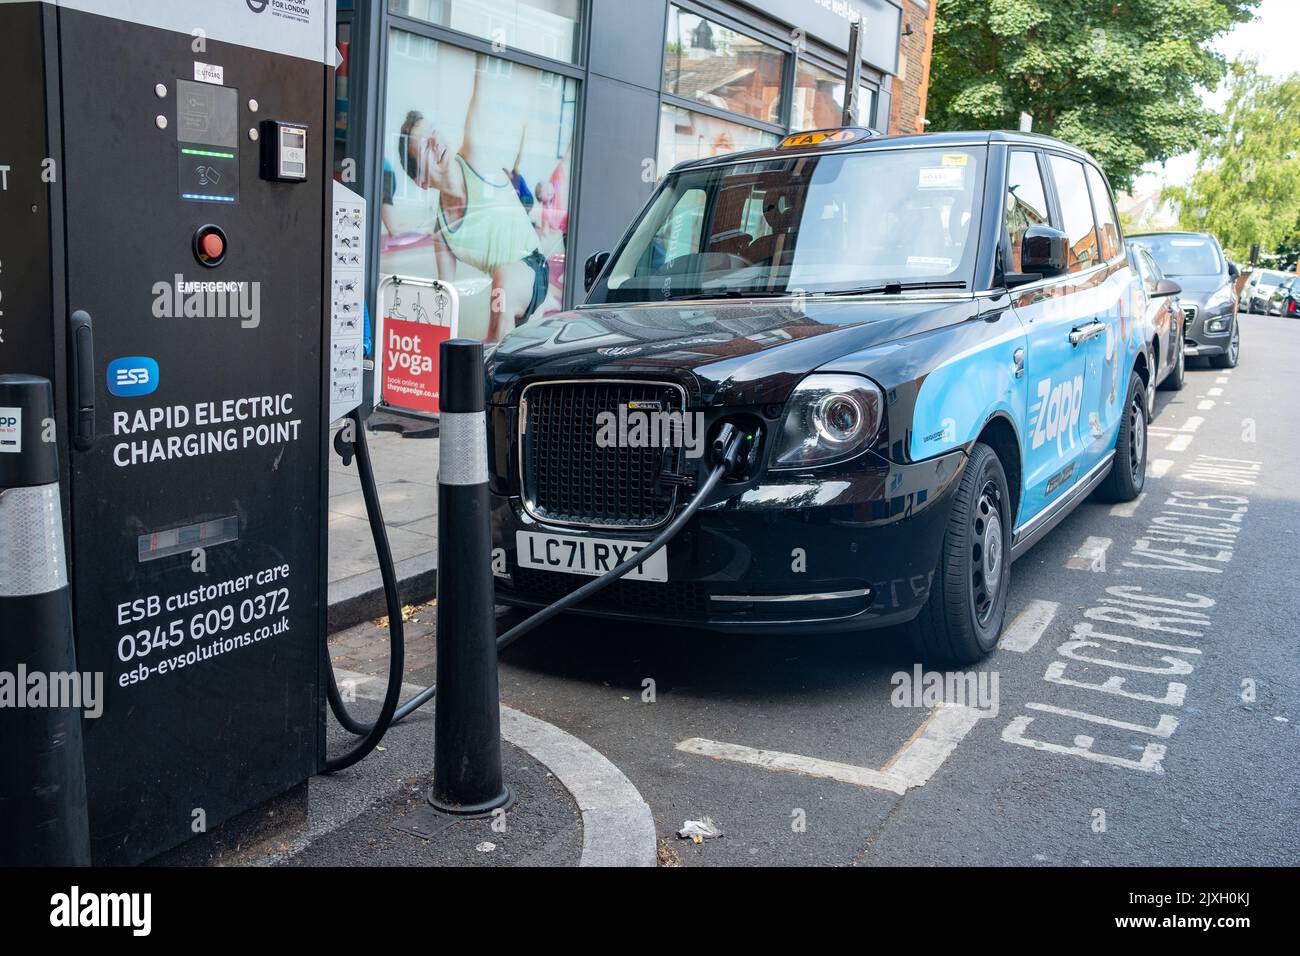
[928,0,1258,190]
[1164,62,1300,264]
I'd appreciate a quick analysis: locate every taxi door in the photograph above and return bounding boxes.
[1006,149,1091,526]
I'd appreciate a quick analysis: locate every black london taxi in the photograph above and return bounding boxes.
[484,128,1178,663]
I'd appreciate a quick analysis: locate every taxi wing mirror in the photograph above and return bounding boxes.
[1152,278,1181,298]
[584,250,611,292]
[1006,225,1070,287]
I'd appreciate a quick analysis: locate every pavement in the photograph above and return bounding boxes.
[326,413,440,628]
[322,315,1299,867]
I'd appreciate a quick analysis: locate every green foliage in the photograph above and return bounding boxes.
[1165,62,1300,263]
[929,0,1258,189]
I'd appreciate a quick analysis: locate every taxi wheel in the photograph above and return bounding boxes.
[1096,371,1147,503]
[904,442,1009,664]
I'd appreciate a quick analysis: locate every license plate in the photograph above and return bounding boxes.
[515,530,668,582]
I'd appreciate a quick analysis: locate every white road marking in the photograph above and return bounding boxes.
[1180,416,1204,432]
[1067,536,1112,571]
[1166,433,1194,452]
[1197,400,1215,410]
[998,599,1060,652]
[1148,459,1174,478]
[1025,701,1179,738]
[1215,377,1228,384]
[1209,387,1223,396]
[677,703,984,795]
[1109,492,1145,518]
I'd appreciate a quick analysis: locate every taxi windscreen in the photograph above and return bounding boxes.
[590,145,986,303]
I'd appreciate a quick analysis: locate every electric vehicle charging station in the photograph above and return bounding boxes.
[0,0,339,865]
[0,0,750,869]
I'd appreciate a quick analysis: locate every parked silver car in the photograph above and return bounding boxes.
[1243,268,1291,314]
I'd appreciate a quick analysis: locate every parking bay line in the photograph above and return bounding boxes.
[676,703,985,795]
[1066,535,1111,571]
[1197,400,1215,411]
[998,599,1060,652]
[1166,433,1194,452]
[1149,459,1174,478]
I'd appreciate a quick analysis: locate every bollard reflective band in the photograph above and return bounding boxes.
[438,411,488,486]
[0,483,69,596]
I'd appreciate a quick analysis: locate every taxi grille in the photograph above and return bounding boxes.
[520,380,687,529]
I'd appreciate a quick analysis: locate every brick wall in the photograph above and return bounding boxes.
[887,0,937,135]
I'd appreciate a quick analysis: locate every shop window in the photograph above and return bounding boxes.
[390,0,581,65]
[662,5,785,126]
[791,59,874,131]
[380,30,577,341]
[656,103,778,175]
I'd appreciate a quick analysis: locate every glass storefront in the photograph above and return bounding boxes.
[349,0,898,348]
[389,0,582,63]
[380,30,577,341]
[791,58,874,132]
[657,103,779,169]
[662,6,785,125]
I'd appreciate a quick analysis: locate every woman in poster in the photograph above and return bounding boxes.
[396,61,550,343]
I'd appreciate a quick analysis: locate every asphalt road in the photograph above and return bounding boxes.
[418,315,1300,866]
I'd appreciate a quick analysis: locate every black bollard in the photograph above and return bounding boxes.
[428,340,512,816]
[0,374,91,865]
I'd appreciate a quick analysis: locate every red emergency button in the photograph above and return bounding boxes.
[193,224,228,268]
[201,232,223,260]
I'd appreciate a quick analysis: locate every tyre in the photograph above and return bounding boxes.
[1096,370,1147,503]
[904,442,1010,664]
[1158,336,1185,391]
[1209,319,1240,368]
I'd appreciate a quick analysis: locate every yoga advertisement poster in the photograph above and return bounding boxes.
[381,32,576,342]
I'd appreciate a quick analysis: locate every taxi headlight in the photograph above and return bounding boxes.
[772,373,884,468]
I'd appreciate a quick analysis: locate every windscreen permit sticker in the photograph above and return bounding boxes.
[918,166,966,189]
[941,153,969,166]
[907,256,954,270]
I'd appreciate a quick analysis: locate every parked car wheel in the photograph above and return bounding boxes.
[1209,321,1241,369]
[1158,336,1185,391]
[904,442,1010,664]
[1096,371,1147,503]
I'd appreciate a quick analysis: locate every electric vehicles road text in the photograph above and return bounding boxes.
[485,129,1182,663]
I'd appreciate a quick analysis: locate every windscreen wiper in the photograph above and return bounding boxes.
[819,280,969,297]
[662,289,795,301]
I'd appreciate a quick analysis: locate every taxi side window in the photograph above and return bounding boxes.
[1048,155,1100,273]
[1085,164,1122,261]
[1004,150,1049,272]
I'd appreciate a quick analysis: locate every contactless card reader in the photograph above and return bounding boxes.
[260,120,309,182]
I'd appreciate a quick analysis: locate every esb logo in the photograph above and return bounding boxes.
[107,357,159,397]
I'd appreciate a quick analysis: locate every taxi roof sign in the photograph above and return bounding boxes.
[778,127,873,150]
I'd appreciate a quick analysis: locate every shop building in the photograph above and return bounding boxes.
[335,0,935,342]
